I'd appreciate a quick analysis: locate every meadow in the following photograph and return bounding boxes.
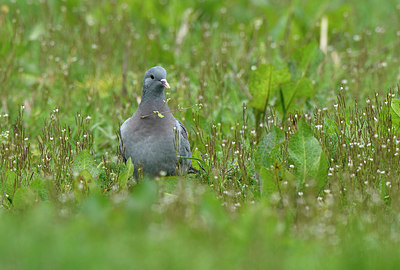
[1,0,400,269]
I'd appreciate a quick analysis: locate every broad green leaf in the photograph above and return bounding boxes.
[279,77,314,113]
[288,118,328,190]
[390,98,400,127]
[2,170,17,196]
[249,64,291,111]
[79,169,93,181]
[80,169,101,194]
[118,157,134,190]
[281,167,298,183]
[260,166,277,196]
[255,126,285,171]
[390,99,400,117]
[72,150,99,178]
[190,148,206,172]
[291,41,324,79]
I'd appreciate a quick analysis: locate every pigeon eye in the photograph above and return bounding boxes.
[150,74,155,80]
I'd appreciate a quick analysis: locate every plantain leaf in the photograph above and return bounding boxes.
[1,170,17,197]
[249,64,291,111]
[288,118,328,191]
[72,150,99,178]
[279,77,314,113]
[255,126,285,171]
[291,41,324,79]
[390,98,400,127]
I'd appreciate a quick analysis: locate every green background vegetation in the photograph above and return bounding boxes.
[1,0,400,269]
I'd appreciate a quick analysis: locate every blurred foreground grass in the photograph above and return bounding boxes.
[2,180,400,270]
[1,0,400,269]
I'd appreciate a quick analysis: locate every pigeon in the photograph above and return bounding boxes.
[120,66,194,177]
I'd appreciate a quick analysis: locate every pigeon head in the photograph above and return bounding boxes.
[142,66,170,94]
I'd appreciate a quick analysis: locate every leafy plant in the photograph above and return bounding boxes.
[118,157,134,190]
[249,42,324,124]
[390,98,400,127]
[249,64,291,112]
[71,149,99,179]
[288,118,328,191]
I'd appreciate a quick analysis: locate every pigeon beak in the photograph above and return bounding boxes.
[160,79,170,89]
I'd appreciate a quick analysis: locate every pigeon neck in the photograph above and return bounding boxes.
[139,90,169,115]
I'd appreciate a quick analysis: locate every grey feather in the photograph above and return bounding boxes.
[119,66,193,178]
[175,119,192,172]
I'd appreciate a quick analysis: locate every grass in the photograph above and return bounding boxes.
[1,0,400,269]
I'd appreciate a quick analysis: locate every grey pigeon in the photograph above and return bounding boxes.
[120,66,193,177]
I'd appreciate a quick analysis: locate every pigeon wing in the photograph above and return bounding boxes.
[175,119,192,169]
[119,119,129,163]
